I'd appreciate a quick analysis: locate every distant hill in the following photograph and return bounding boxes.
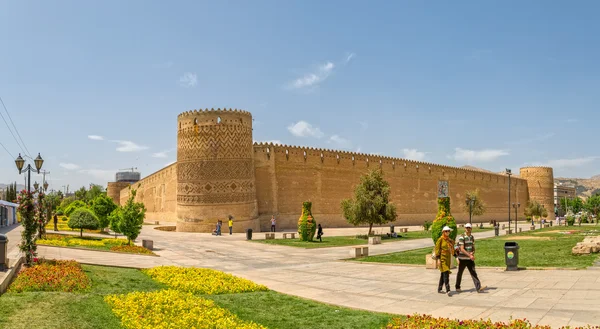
[0,183,26,191]
[461,165,495,173]
[555,175,600,199]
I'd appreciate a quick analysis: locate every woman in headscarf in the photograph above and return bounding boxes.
[435,226,454,295]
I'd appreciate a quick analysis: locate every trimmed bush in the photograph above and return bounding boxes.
[431,197,457,244]
[64,200,86,217]
[298,201,317,241]
[68,208,99,237]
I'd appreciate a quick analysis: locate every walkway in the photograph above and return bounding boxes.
[36,222,600,328]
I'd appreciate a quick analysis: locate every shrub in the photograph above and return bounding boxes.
[143,266,268,295]
[297,201,317,242]
[105,290,265,329]
[119,188,146,245]
[9,260,90,293]
[386,314,554,329]
[423,221,432,231]
[64,200,86,217]
[55,209,64,216]
[431,197,457,244]
[68,208,99,237]
[90,194,117,230]
[110,245,155,255]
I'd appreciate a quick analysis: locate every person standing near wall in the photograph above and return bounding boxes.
[455,223,485,293]
[317,224,323,242]
[270,215,276,232]
[228,216,233,235]
[53,214,59,231]
[435,226,454,296]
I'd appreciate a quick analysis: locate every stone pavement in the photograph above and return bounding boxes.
[0,224,23,286]
[36,221,600,328]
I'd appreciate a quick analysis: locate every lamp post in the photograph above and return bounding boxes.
[506,168,512,234]
[512,203,520,232]
[15,153,44,193]
[43,181,49,192]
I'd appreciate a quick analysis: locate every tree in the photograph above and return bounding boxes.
[560,197,584,214]
[585,194,600,223]
[297,202,317,241]
[524,200,548,221]
[90,194,118,230]
[108,208,122,238]
[86,184,105,203]
[341,169,398,235]
[431,197,458,244]
[39,192,61,239]
[68,208,99,237]
[75,186,88,201]
[462,189,486,224]
[65,200,86,217]
[119,188,146,245]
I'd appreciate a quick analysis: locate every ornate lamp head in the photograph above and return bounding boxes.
[15,154,25,174]
[34,153,44,173]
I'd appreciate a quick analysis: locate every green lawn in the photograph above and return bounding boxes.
[357,226,600,269]
[253,227,493,249]
[0,264,393,329]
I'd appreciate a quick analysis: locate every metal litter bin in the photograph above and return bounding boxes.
[0,234,7,271]
[504,241,519,271]
[246,228,252,240]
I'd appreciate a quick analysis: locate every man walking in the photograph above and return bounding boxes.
[456,223,485,293]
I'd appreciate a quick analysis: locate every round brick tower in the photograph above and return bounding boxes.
[176,108,258,232]
[519,166,555,221]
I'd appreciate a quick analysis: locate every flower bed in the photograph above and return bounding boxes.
[386,314,595,329]
[9,259,91,293]
[143,266,268,295]
[105,289,265,329]
[110,245,155,255]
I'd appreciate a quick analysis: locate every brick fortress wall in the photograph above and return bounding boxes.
[254,143,531,231]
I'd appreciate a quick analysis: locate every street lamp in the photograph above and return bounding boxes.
[506,168,512,233]
[43,181,49,192]
[512,203,520,232]
[15,153,44,193]
[33,181,39,191]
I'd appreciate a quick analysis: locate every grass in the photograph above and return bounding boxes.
[0,264,393,329]
[357,226,600,269]
[0,265,165,329]
[37,233,154,255]
[253,227,493,249]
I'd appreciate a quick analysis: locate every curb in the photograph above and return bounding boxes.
[0,254,24,295]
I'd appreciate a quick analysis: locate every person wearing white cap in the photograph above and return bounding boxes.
[434,225,454,295]
[455,223,486,293]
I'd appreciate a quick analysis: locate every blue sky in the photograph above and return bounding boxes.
[1,1,599,192]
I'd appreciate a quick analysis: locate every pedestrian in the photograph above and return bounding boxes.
[435,226,454,296]
[317,224,323,242]
[53,213,59,231]
[270,215,276,232]
[455,223,486,293]
[217,220,222,236]
[228,216,233,235]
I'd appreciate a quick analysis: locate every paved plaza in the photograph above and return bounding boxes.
[28,221,600,328]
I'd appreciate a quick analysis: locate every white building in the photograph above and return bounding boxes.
[0,200,19,227]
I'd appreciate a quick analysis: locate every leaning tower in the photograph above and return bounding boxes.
[520,167,556,221]
[176,108,258,232]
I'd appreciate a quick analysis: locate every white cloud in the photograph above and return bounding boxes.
[59,163,80,170]
[179,72,198,88]
[536,157,600,169]
[451,148,509,163]
[344,53,356,64]
[79,169,115,181]
[287,121,324,138]
[88,135,104,141]
[112,140,149,152]
[288,62,335,89]
[402,149,426,161]
[328,135,352,149]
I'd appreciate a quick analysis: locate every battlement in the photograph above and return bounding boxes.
[253,142,524,180]
[178,108,253,131]
[178,108,252,118]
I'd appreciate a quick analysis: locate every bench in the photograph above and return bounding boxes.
[265,233,275,240]
[544,224,550,228]
[368,236,381,245]
[399,228,408,233]
[142,240,154,250]
[282,233,296,239]
[350,246,369,258]
[518,228,522,233]
[505,229,512,235]
[154,221,160,225]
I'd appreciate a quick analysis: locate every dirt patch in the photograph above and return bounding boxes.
[502,236,552,241]
[535,230,564,234]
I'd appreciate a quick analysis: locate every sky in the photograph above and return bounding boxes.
[1,1,599,192]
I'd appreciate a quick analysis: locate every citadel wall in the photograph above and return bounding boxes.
[119,163,178,222]
[254,143,530,231]
[520,167,556,221]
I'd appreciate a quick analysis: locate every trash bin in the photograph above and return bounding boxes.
[504,241,519,271]
[390,225,395,233]
[0,234,7,271]
[494,225,499,237]
[245,228,252,240]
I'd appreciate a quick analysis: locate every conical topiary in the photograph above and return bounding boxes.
[298,202,317,241]
[431,197,458,244]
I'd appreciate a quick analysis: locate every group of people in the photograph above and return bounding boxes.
[434,223,486,296]
[212,217,234,236]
